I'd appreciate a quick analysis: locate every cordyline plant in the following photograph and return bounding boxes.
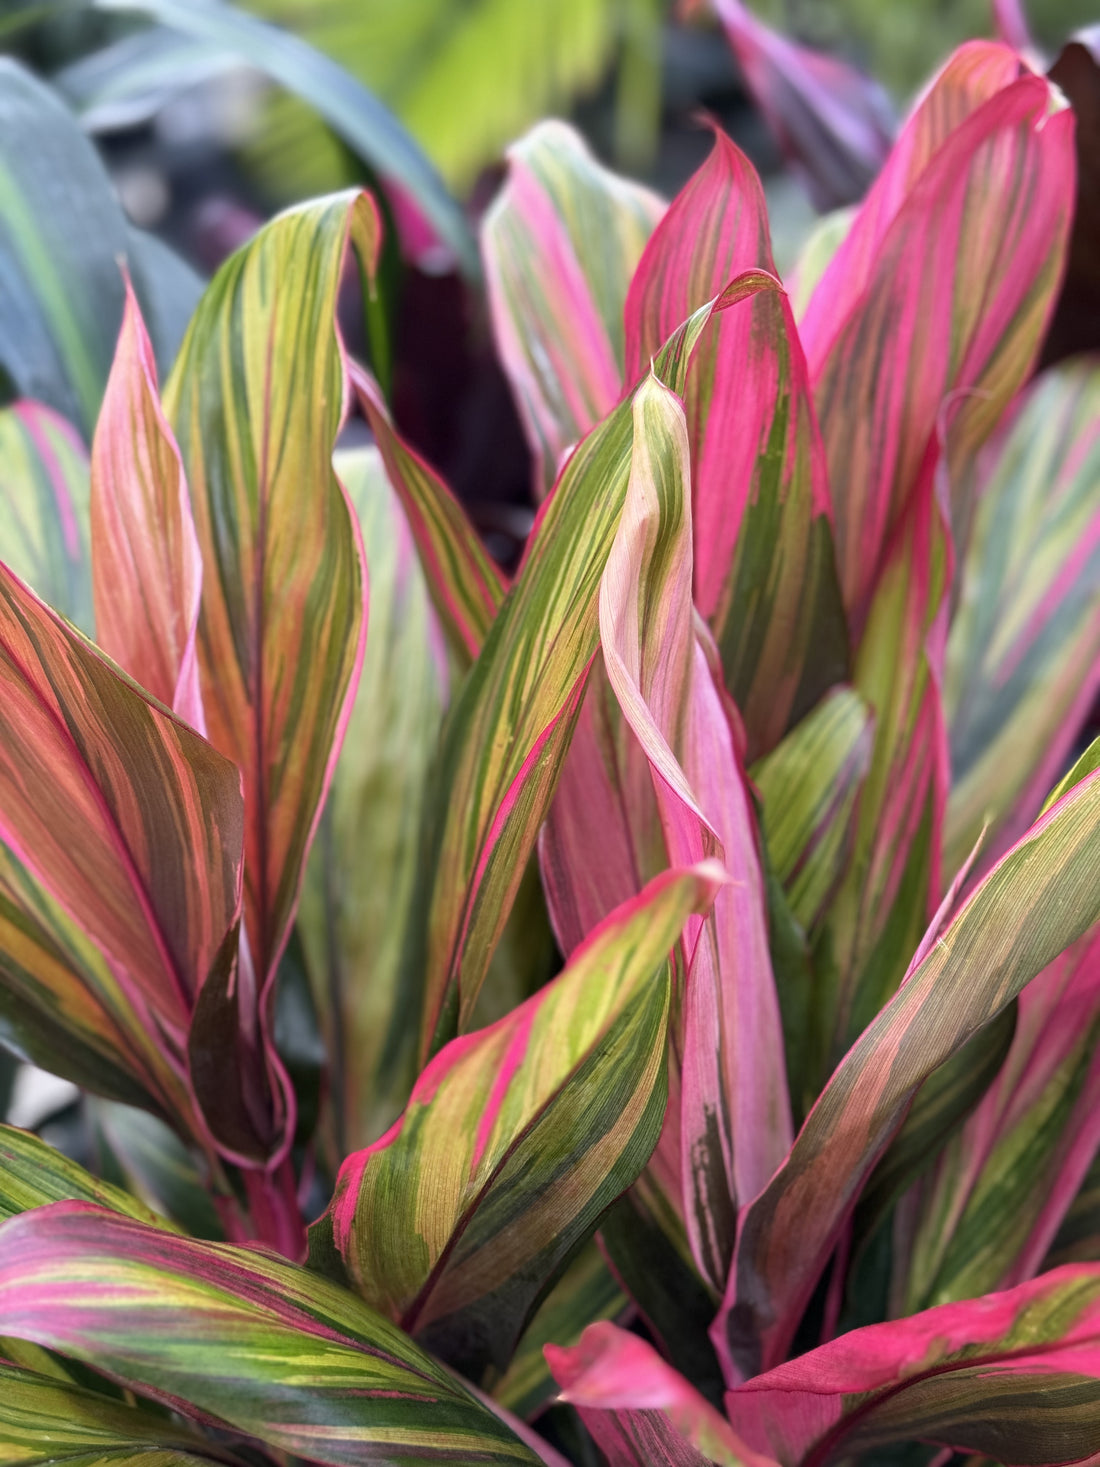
[2,27,1100,1467]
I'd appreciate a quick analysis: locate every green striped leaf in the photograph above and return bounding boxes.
[0,1360,231,1467]
[751,687,874,935]
[320,864,722,1381]
[1048,1151,1100,1269]
[482,119,663,497]
[0,399,91,632]
[0,58,200,438]
[350,363,504,667]
[0,1201,540,1466]
[163,191,374,987]
[720,761,1100,1379]
[297,445,447,1155]
[944,361,1100,881]
[0,1122,170,1228]
[412,275,768,1060]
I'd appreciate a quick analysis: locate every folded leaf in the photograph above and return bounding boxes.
[726,1264,1100,1466]
[801,54,1075,619]
[350,362,504,666]
[482,119,663,497]
[0,1122,169,1228]
[751,687,874,934]
[623,127,848,758]
[91,277,203,730]
[297,446,447,1155]
[163,191,374,986]
[0,1359,230,1467]
[412,279,760,1058]
[547,1321,775,1467]
[902,925,1100,1310]
[0,400,91,632]
[944,361,1100,881]
[720,762,1100,1379]
[319,864,722,1381]
[706,0,895,211]
[0,1200,539,1466]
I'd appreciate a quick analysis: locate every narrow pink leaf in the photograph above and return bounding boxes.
[91,275,204,731]
[993,0,1033,52]
[547,1322,776,1467]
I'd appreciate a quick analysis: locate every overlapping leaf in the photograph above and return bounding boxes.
[719,761,1100,1379]
[319,864,721,1380]
[0,1122,169,1228]
[163,191,373,987]
[726,1265,1100,1466]
[482,119,663,497]
[623,127,847,758]
[944,361,1100,880]
[0,399,91,631]
[0,1201,540,1466]
[91,278,203,729]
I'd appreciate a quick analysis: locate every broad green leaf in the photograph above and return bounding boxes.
[726,1264,1100,1466]
[87,1100,223,1240]
[92,0,477,277]
[0,1360,229,1467]
[0,1122,170,1228]
[320,864,721,1381]
[91,278,203,729]
[944,361,1100,880]
[547,1322,775,1467]
[0,58,200,437]
[751,687,874,934]
[412,274,770,1060]
[622,127,848,759]
[0,399,91,632]
[298,446,447,1155]
[351,363,505,668]
[0,563,243,1142]
[0,1201,540,1466]
[163,190,373,987]
[800,54,1075,621]
[720,762,1100,1379]
[482,119,663,497]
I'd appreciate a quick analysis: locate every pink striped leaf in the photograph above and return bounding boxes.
[482,120,664,498]
[162,191,374,988]
[1048,1152,1100,1270]
[704,0,895,211]
[801,53,1075,621]
[546,1322,776,1467]
[943,361,1100,882]
[350,362,504,667]
[718,760,1100,1380]
[0,1201,541,1466]
[0,400,91,632]
[726,1265,1100,1467]
[623,127,848,759]
[315,864,723,1382]
[0,563,243,1142]
[91,276,203,730]
[901,925,1100,1311]
[413,277,766,1060]
[596,374,791,1289]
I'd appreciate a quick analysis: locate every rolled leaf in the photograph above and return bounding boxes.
[801,53,1075,619]
[720,762,1100,1379]
[0,1122,170,1228]
[91,277,203,729]
[547,1321,775,1467]
[944,361,1100,881]
[0,399,91,631]
[350,362,504,666]
[623,126,847,758]
[726,1264,1100,1466]
[706,0,895,211]
[482,119,663,497]
[163,191,374,986]
[0,1200,539,1466]
[319,863,722,1381]
[751,687,874,934]
[412,279,761,1058]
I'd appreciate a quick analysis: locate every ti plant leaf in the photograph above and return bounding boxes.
[0,1121,170,1228]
